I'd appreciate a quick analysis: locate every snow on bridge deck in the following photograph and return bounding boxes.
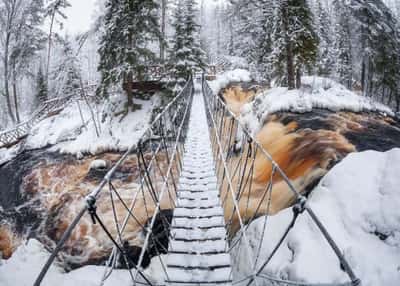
[165,82,232,286]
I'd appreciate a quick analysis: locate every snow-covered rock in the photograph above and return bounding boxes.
[89,159,107,170]
[234,148,400,286]
[240,76,394,135]
[208,69,252,95]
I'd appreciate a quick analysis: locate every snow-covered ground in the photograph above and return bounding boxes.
[233,148,400,286]
[0,239,165,286]
[20,93,160,157]
[26,94,159,156]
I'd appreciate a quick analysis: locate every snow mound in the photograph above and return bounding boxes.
[89,159,107,170]
[24,94,160,156]
[241,76,394,135]
[0,239,165,286]
[237,148,400,285]
[208,69,252,95]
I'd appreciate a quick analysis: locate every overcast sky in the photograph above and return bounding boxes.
[58,0,97,35]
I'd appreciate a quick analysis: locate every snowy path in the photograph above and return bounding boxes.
[165,83,232,286]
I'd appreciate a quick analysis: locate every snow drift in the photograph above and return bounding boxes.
[233,148,400,286]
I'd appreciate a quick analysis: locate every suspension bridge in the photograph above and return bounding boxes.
[28,75,361,286]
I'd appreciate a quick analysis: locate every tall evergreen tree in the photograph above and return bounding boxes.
[348,0,400,101]
[52,37,81,97]
[273,0,319,89]
[169,0,187,86]
[36,66,48,105]
[169,0,206,85]
[97,0,163,108]
[333,0,353,89]
[255,0,274,81]
[315,0,334,76]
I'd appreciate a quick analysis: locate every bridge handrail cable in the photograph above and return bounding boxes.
[33,76,194,286]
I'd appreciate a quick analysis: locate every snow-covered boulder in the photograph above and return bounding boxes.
[208,69,253,95]
[235,148,400,286]
[241,76,394,135]
[89,159,107,171]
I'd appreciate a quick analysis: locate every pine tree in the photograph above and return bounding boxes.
[97,0,163,108]
[333,0,353,89]
[169,0,206,85]
[255,1,275,81]
[315,0,334,77]
[184,0,207,69]
[169,0,187,86]
[348,0,400,101]
[36,66,48,105]
[272,0,318,89]
[52,37,81,97]
[269,0,287,85]
[231,1,259,64]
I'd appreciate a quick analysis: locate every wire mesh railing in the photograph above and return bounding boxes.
[33,77,194,286]
[0,96,73,148]
[202,78,361,286]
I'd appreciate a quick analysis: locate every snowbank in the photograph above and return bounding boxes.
[0,144,21,166]
[208,69,252,95]
[0,239,166,286]
[234,148,400,285]
[241,76,394,135]
[24,94,160,156]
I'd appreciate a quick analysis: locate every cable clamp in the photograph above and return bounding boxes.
[293,196,307,215]
[86,195,97,225]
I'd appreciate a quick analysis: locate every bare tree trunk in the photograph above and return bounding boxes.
[46,11,56,85]
[124,72,134,109]
[282,3,295,90]
[12,65,20,123]
[160,0,166,62]
[3,19,16,123]
[296,66,302,89]
[388,90,393,106]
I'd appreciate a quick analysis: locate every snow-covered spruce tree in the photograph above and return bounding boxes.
[97,0,163,108]
[315,0,334,77]
[230,1,260,64]
[268,0,287,85]
[333,0,353,89]
[184,0,206,69]
[36,66,48,105]
[348,0,400,103]
[273,0,319,89]
[169,0,206,86]
[255,0,275,81]
[169,0,188,86]
[52,37,81,97]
